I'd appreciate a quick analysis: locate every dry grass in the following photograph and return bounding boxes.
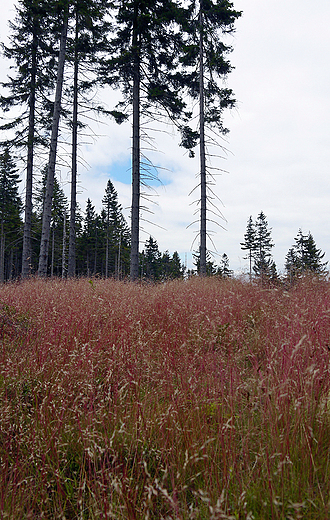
[0,276,330,519]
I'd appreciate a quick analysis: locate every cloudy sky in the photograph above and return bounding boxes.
[1,0,329,273]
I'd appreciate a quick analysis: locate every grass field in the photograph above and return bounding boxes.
[1,276,330,519]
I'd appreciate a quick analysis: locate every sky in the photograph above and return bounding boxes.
[0,0,330,274]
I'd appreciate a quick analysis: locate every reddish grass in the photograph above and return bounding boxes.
[1,276,330,519]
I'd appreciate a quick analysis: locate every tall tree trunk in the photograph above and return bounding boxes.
[0,220,5,283]
[118,230,121,280]
[94,228,97,274]
[68,11,78,277]
[62,213,66,278]
[38,12,68,276]
[9,248,13,281]
[51,225,55,277]
[22,33,37,278]
[199,2,207,276]
[130,5,140,281]
[105,227,109,278]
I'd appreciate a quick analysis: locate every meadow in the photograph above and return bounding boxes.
[1,276,330,519]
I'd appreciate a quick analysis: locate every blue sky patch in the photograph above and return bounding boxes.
[105,156,171,187]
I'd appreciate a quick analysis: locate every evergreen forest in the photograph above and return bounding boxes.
[0,0,327,283]
[0,0,245,281]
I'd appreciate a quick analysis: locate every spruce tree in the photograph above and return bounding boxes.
[102,179,130,278]
[84,198,96,276]
[100,0,188,280]
[38,0,70,276]
[285,229,327,279]
[77,198,103,276]
[142,236,162,280]
[67,0,111,277]
[179,0,241,275]
[169,251,185,279]
[0,148,22,282]
[302,232,327,273]
[34,169,69,276]
[1,0,57,277]
[193,249,217,275]
[218,252,232,278]
[253,211,275,282]
[240,215,256,281]
[284,247,298,283]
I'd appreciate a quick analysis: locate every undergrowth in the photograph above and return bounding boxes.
[0,276,330,519]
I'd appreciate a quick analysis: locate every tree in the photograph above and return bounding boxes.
[1,0,57,277]
[101,0,188,281]
[67,0,111,277]
[0,148,22,282]
[241,215,256,281]
[285,247,299,283]
[169,251,185,279]
[34,169,69,276]
[78,198,97,276]
[179,0,241,275]
[253,211,275,281]
[218,252,233,278]
[285,229,327,280]
[193,249,217,276]
[160,250,185,279]
[141,236,162,280]
[38,0,70,276]
[102,179,130,278]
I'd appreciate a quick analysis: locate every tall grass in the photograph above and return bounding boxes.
[1,276,330,519]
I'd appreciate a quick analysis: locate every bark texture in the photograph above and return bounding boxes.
[38,14,68,277]
[130,5,140,282]
[199,2,207,276]
[22,33,37,278]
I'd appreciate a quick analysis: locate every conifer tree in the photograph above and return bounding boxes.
[218,252,232,278]
[100,0,188,280]
[284,247,298,283]
[102,179,130,278]
[193,249,217,275]
[1,0,57,277]
[67,0,111,277]
[253,211,275,282]
[142,236,162,280]
[0,148,22,282]
[160,250,171,279]
[179,0,241,275]
[159,250,185,279]
[77,198,101,276]
[169,251,185,279]
[285,229,327,279]
[241,215,256,281]
[34,169,69,276]
[38,0,70,276]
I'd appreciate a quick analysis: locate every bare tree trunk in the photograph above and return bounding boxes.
[9,248,13,281]
[94,228,97,274]
[22,33,37,278]
[130,4,140,281]
[62,213,66,278]
[199,2,207,276]
[68,11,78,278]
[38,12,68,276]
[51,225,55,277]
[249,251,252,282]
[118,231,121,280]
[105,231,109,278]
[0,220,5,283]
